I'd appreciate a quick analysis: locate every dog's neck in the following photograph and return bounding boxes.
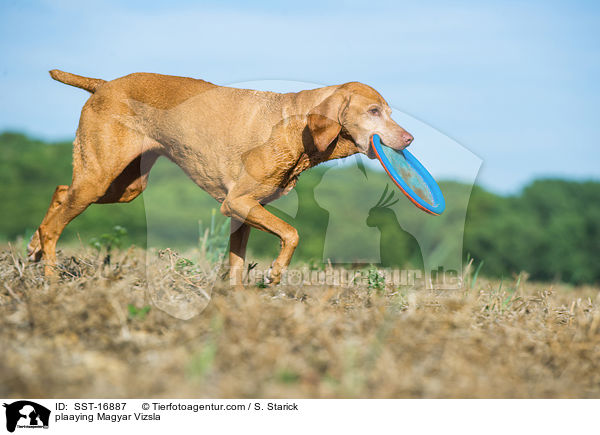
[302,130,359,169]
[282,130,358,195]
[326,133,360,162]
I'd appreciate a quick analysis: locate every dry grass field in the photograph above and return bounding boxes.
[1,244,600,399]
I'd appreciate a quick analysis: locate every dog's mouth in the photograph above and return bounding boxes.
[371,135,410,153]
[367,134,385,159]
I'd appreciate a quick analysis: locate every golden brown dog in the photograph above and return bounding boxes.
[28,70,414,287]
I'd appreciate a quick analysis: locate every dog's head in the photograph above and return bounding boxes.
[307,82,413,158]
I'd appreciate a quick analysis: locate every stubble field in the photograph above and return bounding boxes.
[1,244,599,398]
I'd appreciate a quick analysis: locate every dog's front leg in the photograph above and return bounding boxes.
[221,195,299,286]
[229,219,251,289]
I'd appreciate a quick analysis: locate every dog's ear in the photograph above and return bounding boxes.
[307,91,350,152]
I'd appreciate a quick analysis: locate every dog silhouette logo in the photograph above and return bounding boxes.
[3,401,50,433]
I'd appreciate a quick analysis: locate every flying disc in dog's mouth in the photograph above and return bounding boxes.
[370,134,445,215]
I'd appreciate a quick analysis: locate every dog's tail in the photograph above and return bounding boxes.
[49,69,106,93]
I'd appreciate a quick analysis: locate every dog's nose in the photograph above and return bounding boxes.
[402,132,414,146]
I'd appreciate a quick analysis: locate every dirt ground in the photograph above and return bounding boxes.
[1,244,600,398]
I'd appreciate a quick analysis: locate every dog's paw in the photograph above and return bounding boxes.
[264,267,274,285]
[265,266,282,286]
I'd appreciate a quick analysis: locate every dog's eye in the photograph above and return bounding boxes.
[368,107,381,116]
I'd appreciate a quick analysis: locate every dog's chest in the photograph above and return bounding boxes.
[282,153,311,194]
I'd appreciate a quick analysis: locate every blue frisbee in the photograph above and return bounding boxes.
[370,134,445,215]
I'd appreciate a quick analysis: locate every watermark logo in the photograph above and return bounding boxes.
[3,401,50,433]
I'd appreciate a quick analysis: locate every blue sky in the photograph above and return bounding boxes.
[1,0,599,193]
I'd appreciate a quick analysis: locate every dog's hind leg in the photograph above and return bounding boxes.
[28,151,160,268]
[30,118,160,275]
[34,179,112,275]
[27,185,69,262]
